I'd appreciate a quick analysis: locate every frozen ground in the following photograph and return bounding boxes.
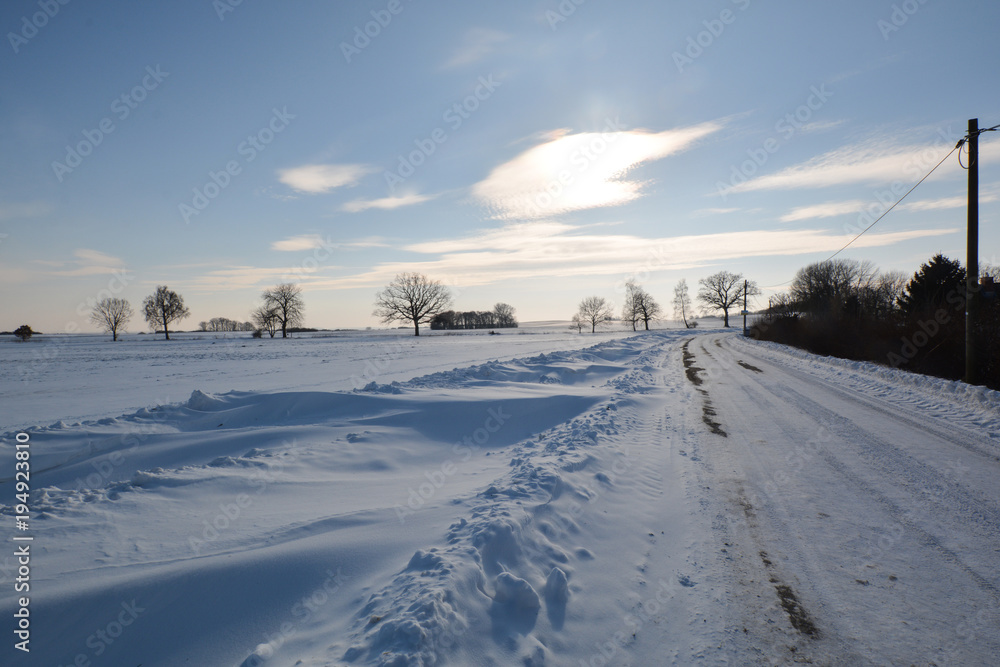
[1,327,998,666]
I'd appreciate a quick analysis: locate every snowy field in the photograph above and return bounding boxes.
[1,326,999,666]
[0,324,641,434]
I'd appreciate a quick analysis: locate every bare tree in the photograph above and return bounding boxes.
[569,314,584,333]
[861,270,908,321]
[622,281,641,331]
[635,290,661,331]
[374,272,452,336]
[697,271,759,327]
[623,281,661,331]
[766,292,796,317]
[577,296,613,333]
[252,305,281,338]
[790,259,878,318]
[143,286,190,340]
[90,297,133,341]
[262,283,304,338]
[493,302,518,328]
[204,316,244,332]
[673,279,694,329]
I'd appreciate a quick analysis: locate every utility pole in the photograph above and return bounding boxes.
[965,118,979,385]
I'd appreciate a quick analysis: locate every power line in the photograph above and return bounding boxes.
[822,144,959,263]
[959,122,998,169]
[760,142,961,290]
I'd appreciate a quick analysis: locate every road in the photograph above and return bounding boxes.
[678,332,1000,665]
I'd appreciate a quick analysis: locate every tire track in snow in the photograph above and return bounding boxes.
[735,377,1000,600]
[727,335,999,460]
[695,332,1000,664]
[723,335,1000,576]
[685,334,846,661]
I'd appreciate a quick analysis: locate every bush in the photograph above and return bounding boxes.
[13,325,33,342]
[252,329,263,339]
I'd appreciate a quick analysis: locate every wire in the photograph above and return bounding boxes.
[758,143,959,291]
[959,122,998,169]
[821,144,959,263]
[759,123,996,292]
[959,139,971,169]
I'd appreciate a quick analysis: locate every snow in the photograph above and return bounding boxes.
[1,326,998,665]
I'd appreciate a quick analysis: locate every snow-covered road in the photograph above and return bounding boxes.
[1,330,997,665]
[679,332,1000,665]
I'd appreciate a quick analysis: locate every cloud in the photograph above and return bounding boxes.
[270,234,390,252]
[33,248,125,277]
[340,237,390,249]
[0,201,52,220]
[693,207,741,216]
[177,264,337,293]
[278,164,374,194]
[901,192,998,212]
[444,28,509,68]
[341,193,437,213]
[319,221,956,289]
[798,120,847,134]
[779,184,999,222]
[271,234,329,252]
[471,121,723,220]
[780,200,867,222]
[730,138,957,194]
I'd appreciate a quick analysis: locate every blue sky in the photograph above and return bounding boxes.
[2,0,998,333]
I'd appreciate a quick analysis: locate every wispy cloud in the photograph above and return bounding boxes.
[780,200,867,222]
[693,207,741,216]
[270,234,390,253]
[340,237,390,249]
[271,234,328,252]
[798,119,847,134]
[780,185,999,221]
[318,222,956,289]
[444,28,509,68]
[471,121,723,220]
[0,201,52,220]
[341,193,437,213]
[731,137,955,194]
[901,192,998,212]
[278,164,374,194]
[177,264,335,293]
[32,248,125,277]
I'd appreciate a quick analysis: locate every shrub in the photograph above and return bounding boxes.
[13,325,33,342]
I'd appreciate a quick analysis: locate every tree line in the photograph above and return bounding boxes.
[198,318,256,333]
[430,304,518,330]
[752,254,1000,389]
[78,283,305,341]
[569,271,759,333]
[17,269,760,343]
[49,273,508,341]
